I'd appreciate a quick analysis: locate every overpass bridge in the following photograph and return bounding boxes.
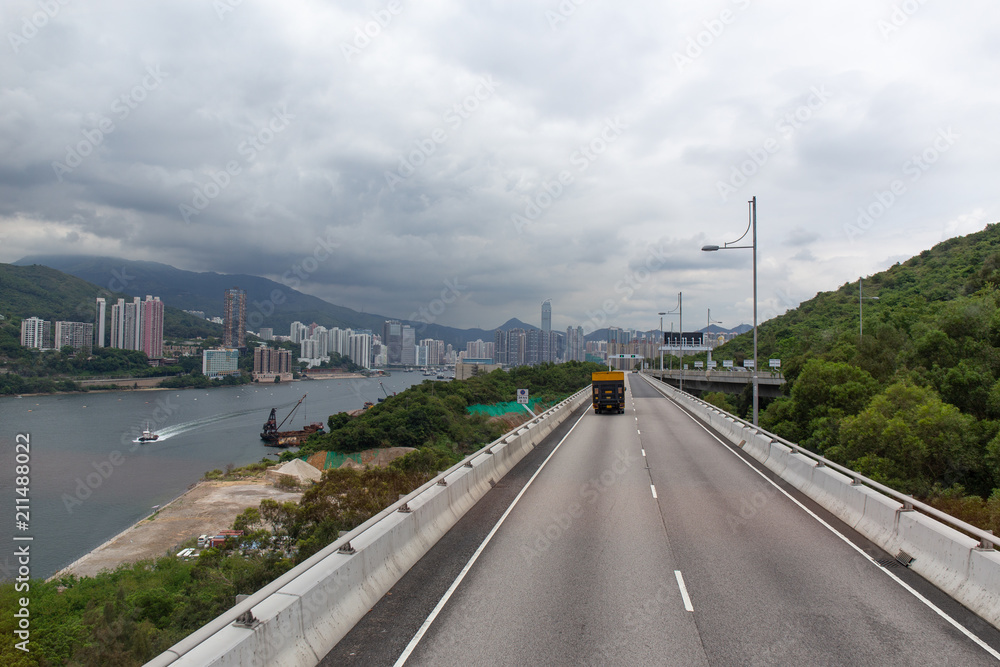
[647,368,786,397]
[148,374,1000,666]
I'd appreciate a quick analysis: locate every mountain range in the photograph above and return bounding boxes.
[11,255,538,348]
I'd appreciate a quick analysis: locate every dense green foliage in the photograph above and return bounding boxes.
[295,361,603,460]
[697,223,1000,529]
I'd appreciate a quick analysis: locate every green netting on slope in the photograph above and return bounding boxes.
[466,399,541,416]
[299,451,365,469]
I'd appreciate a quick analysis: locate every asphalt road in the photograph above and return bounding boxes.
[323,375,1000,666]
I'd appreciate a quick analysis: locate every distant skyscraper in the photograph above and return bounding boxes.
[401,325,416,366]
[95,298,106,348]
[383,320,402,365]
[541,300,552,362]
[223,288,247,349]
[140,295,164,359]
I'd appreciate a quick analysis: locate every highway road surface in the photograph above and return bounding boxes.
[322,374,1000,666]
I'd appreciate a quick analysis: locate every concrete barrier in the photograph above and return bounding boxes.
[961,549,1000,629]
[856,488,904,550]
[893,510,979,600]
[147,388,591,667]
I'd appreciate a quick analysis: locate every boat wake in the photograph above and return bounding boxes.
[130,398,301,443]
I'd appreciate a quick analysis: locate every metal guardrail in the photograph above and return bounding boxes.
[641,373,996,551]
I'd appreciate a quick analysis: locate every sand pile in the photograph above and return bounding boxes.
[266,458,323,486]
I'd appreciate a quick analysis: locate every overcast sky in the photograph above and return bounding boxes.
[2,1,998,333]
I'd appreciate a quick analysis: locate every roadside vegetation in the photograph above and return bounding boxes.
[0,362,599,665]
[662,223,1000,534]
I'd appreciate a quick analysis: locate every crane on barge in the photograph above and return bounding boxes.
[260,394,325,447]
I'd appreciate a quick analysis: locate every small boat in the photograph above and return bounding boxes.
[138,422,159,442]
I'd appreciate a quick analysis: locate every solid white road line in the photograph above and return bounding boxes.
[660,389,1000,661]
[393,407,591,667]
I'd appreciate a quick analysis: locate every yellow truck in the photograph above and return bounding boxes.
[592,371,626,414]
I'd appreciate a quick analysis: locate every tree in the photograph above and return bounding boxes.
[832,381,982,496]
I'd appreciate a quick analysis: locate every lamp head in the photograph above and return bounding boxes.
[702,244,720,252]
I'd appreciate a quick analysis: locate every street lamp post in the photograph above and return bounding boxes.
[664,292,683,392]
[703,196,759,426]
[860,277,879,340]
[658,311,666,376]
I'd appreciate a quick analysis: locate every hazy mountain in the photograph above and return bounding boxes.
[13,255,518,348]
[0,263,220,339]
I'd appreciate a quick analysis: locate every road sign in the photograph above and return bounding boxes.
[609,354,642,359]
[769,358,781,368]
[723,360,733,368]
[694,361,704,368]
[517,388,529,404]
[743,359,756,368]
[707,360,717,369]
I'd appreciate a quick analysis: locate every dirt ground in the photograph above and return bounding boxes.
[49,479,303,580]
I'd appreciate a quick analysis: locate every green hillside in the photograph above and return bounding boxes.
[14,255,508,347]
[0,263,221,340]
[712,222,1000,528]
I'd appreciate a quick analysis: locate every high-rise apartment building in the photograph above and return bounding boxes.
[110,297,143,351]
[20,317,50,349]
[253,346,291,381]
[223,287,247,349]
[54,321,94,352]
[348,332,372,368]
[141,295,164,359]
[566,326,585,362]
[95,298,106,348]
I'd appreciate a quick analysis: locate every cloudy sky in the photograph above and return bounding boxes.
[2,0,999,333]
